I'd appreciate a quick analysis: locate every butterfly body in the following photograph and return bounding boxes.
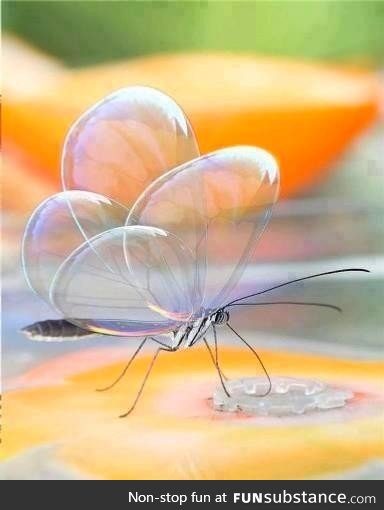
[20,310,229,347]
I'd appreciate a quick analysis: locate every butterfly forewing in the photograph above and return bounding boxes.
[127,146,279,314]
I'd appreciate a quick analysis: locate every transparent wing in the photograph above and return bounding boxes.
[50,226,198,337]
[22,190,128,301]
[62,86,199,207]
[127,146,279,314]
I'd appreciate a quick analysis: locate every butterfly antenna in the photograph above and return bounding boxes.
[203,337,230,397]
[96,337,148,392]
[225,268,369,307]
[119,347,169,418]
[227,322,272,397]
[228,301,342,312]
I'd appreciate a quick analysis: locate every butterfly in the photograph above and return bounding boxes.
[21,86,368,416]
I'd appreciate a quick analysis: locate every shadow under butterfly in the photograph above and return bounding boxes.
[21,86,369,417]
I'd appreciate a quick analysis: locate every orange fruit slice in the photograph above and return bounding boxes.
[3,52,381,199]
[3,345,384,479]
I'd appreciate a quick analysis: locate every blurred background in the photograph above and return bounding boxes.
[4,1,384,66]
[1,1,384,480]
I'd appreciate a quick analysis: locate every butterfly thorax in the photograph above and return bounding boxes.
[169,309,229,350]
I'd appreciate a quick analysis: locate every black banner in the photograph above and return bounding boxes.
[1,480,380,507]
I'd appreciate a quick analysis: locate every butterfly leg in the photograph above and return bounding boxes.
[212,325,228,381]
[96,334,175,393]
[226,323,272,397]
[203,337,231,397]
[150,337,174,349]
[119,346,172,418]
[96,336,149,392]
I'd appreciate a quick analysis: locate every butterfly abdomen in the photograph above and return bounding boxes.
[21,319,95,341]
